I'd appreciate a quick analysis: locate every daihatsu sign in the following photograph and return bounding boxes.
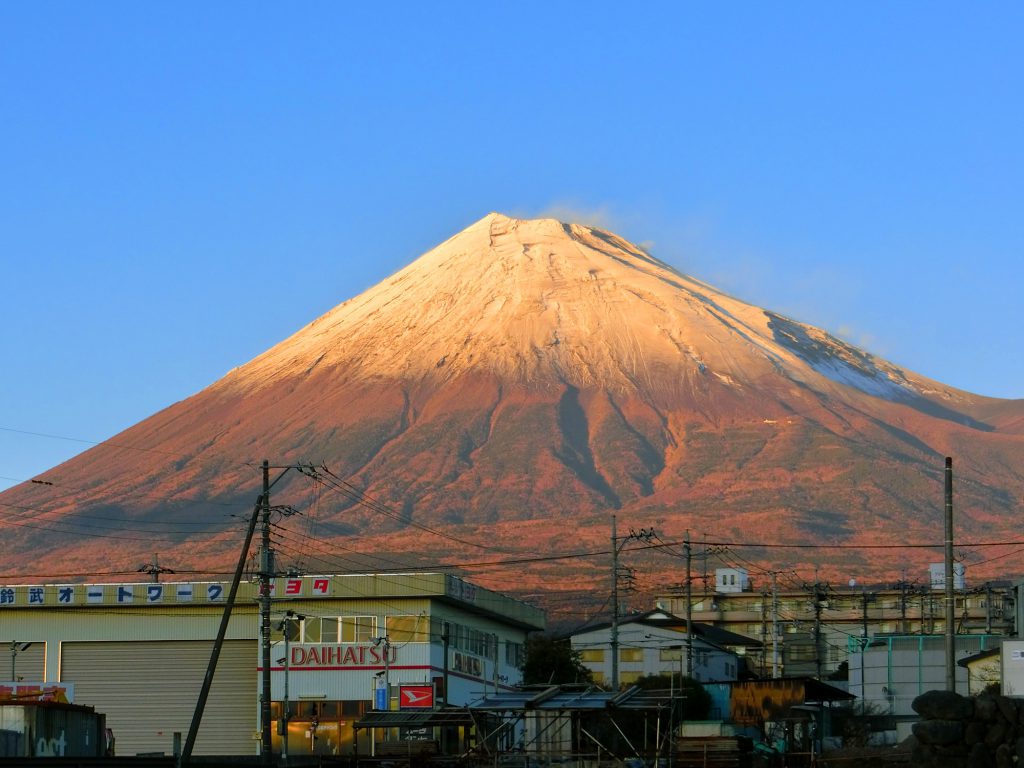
[288,644,397,668]
[399,685,434,709]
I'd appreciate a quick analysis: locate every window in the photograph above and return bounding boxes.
[580,649,605,663]
[341,616,377,643]
[591,671,606,684]
[322,618,339,643]
[620,671,642,685]
[302,618,321,643]
[506,641,524,666]
[786,645,817,662]
[387,615,429,643]
[659,648,682,662]
[619,648,643,662]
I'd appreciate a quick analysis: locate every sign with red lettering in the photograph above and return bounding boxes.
[0,682,74,703]
[399,685,434,709]
[289,644,397,668]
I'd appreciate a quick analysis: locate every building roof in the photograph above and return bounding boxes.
[354,708,478,730]
[573,609,762,648]
[466,684,675,712]
[958,647,1001,668]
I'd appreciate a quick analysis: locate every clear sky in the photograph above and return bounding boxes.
[1,2,1021,493]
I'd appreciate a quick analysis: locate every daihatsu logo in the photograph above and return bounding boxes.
[399,685,434,708]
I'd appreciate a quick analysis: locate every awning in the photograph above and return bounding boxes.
[354,709,478,730]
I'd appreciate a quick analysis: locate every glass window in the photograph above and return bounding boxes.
[340,616,377,643]
[659,648,682,662]
[619,648,643,662]
[620,671,642,685]
[302,618,321,643]
[506,642,524,666]
[321,618,339,643]
[580,649,605,663]
[388,615,428,642]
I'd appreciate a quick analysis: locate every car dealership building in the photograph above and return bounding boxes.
[0,572,544,757]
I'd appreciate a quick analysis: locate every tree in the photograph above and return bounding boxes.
[520,634,593,685]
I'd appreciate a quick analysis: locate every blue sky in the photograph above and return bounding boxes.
[1,2,1021,492]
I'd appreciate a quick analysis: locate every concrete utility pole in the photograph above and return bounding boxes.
[811,582,827,680]
[611,515,620,690]
[684,530,693,678]
[260,460,274,763]
[181,489,265,767]
[860,589,875,714]
[771,573,780,678]
[181,460,311,768]
[985,583,993,634]
[278,610,302,766]
[944,456,956,692]
[609,517,655,690]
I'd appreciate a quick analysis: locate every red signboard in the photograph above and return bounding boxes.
[399,685,434,709]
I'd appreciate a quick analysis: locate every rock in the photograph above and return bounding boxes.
[913,718,965,746]
[975,691,999,722]
[967,742,991,768]
[964,719,987,745]
[996,694,1019,725]
[996,742,1013,768]
[915,741,968,768]
[913,689,974,721]
[985,721,1008,748]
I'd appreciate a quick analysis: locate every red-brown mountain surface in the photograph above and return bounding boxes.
[5,213,1023,621]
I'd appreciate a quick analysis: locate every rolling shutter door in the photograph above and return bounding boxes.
[61,640,255,756]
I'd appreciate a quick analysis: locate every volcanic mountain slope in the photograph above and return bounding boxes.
[4,213,1023,614]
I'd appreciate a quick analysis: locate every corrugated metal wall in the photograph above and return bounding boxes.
[61,639,255,756]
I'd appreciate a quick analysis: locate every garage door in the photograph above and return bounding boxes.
[61,640,255,756]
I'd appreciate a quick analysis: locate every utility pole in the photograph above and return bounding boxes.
[985,583,993,634]
[181,460,309,768]
[609,517,655,690]
[759,588,769,678]
[441,622,450,706]
[684,530,693,678]
[278,610,302,766]
[138,554,174,583]
[182,487,265,767]
[611,515,620,691]
[860,589,875,714]
[771,573,780,678]
[260,460,274,763]
[810,582,828,680]
[896,578,910,634]
[944,456,956,692]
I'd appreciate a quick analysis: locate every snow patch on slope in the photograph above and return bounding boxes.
[765,311,915,400]
[807,356,913,400]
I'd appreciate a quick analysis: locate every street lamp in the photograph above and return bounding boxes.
[9,642,31,681]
